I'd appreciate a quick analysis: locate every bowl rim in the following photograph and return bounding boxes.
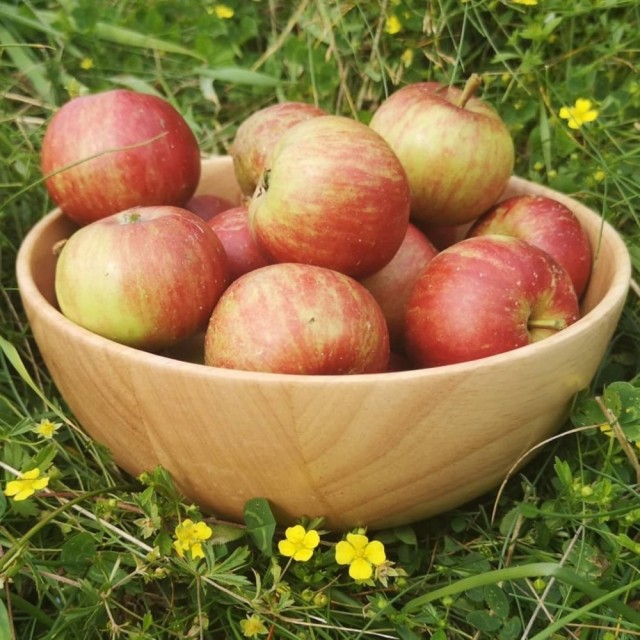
[16,177,632,387]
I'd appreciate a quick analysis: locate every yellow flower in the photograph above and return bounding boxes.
[278,524,320,562]
[4,468,50,501]
[213,4,234,19]
[80,57,94,70]
[385,14,402,35]
[559,99,599,130]
[512,0,538,5]
[593,170,606,182]
[239,614,268,637]
[173,518,213,560]
[401,48,414,67]
[335,532,386,581]
[600,422,613,437]
[33,418,62,439]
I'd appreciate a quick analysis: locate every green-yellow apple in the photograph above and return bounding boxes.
[405,235,580,367]
[55,206,229,351]
[204,263,390,375]
[369,76,514,226]
[231,101,327,196]
[467,194,592,298]
[41,89,201,226]
[248,115,411,278]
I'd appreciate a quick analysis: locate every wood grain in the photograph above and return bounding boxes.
[16,157,631,529]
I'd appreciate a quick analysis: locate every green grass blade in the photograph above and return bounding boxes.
[402,562,640,625]
[0,25,54,103]
[91,22,206,61]
[197,67,281,88]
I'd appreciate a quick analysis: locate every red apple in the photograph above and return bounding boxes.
[204,263,390,375]
[466,195,593,298]
[404,235,580,368]
[369,76,514,226]
[185,194,236,221]
[360,223,438,349]
[55,206,229,351]
[248,115,411,279]
[41,89,201,226]
[208,205,269,282]
[416,220,473,251]
[231,101,327,196]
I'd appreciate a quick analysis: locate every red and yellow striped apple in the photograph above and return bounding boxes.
[41,89,201,226]
[467,194,592,298]
[405,235,580,368]
[55,206,228,351]
[369,76,514,226]
[248,115,411,279]
[204,263,390,375]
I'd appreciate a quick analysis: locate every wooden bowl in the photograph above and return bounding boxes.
[16,157,631,530]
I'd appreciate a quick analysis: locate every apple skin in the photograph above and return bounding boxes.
[208,205,269,282]
[404,234,580,368]
[248,115,411,279]
[55,206,229,352]
[416,220,473,251]
[231,101,327,196]
[369,79,515,226]
[41,89,201,226]
[185,194,236,221]
[204,263,390,375]
[360,223,438,350]
[466,194,593,298]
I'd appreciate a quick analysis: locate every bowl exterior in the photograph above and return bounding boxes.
[16,157,631,529]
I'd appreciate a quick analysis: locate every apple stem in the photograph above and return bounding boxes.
[53,239,67,256]
[457,73,483,109]
[528,318,567,332]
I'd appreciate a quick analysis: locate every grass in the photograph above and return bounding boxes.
[1,0,640,638]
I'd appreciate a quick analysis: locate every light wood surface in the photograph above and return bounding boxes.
[16,157,632,529]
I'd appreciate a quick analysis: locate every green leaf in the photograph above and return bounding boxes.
[0,490,6,521]
[554,457,573,489]
[499,617,523,640]
[0,598,11,640]
[391,525,418,546]
[604,381,640,427]
[243,498,276,557]
[28,443,58,474]
[466,609,503,632]
[570,389,604,427]
[198,67,281,87]
[210,523,246,546]
[61,532,97,568]
[484,584,510,619]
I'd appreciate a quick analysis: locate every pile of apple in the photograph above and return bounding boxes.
[42,77,592,375]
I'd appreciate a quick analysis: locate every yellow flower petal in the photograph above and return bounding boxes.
[214,4,234,19]
[286,524,306,544]
[302,529,320,549]
[278,539,297,557]
[349,557,374,580]
[293,547,314,562]
[364,540,386,566]
[346,533,369,551]
[190,543,205,560]
[335,540,356,565]
[385,15,402,35]
[4,468,50,501]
